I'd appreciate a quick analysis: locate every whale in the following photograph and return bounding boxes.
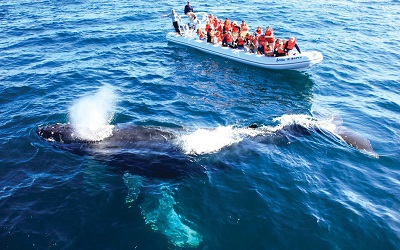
[37,117,378,160]
[36,116,377,247]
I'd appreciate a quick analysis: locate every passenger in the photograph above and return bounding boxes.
[208,13,214,22]
[223,18,231,33]
[213,17,220,31]
[184,1,194,15]
[205,21,212,34]
[207,28,215,43]
[254,26,263,37]
[264,43,273,56]
[274,38,281,49]
[264,26,275,50]
[274,40,286,57]
[216,31,224,44]
[222,31,234,48]
[231,21,240,41]
[257,34,266,54]
[248,35,258,53]
[245,32,252,45]
[284,37,301,55]
[164,9,182,35]
[240,20,250,37]
[196,28,206,40]
[236,35,245,50]
[188,12,199,31]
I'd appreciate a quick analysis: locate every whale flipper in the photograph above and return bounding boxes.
[123,173,202,247]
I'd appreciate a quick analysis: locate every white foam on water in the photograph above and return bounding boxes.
[179,125,246,155]
[69,85,117,141]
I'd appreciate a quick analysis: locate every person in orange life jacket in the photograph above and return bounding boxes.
[264,26,275,50]
[284,37,301,55]
[184,1,194,15]
[257,34,266,54]
[223,18,231,33]
[274,40,286,57]
[231,21,240,41]
[263,42,273,57]
[163,9,182,35]
[245,32,252,45]
[240,20,249,37]
[253,26,263,37]
[236,35,245,50]
[222,31,234,48]
[216,31,223,44]
[207,28,215,43]
[213,18,220,31]
[196,28,206,40]
[248,34,258,53]
[274,38,281,49]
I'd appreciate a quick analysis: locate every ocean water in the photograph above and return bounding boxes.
[1,0,400,249]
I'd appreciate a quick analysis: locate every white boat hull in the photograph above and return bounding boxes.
[166,32,323,71]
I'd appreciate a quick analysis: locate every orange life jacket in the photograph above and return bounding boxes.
[206,23,211,32]
[286,39,297,50]
[226,34,233,43]
[232,25,240,33]
[197,29,205,39]
[258,35,266,45]
[265,29,275,43]
[264,44,272,54]
[237,37,245,46]
[277,45,284,53]
[241,23,249,32]
[213,19,219,29]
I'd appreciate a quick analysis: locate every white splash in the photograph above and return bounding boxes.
[178,115,342,156]
[69,85,117,141]
[180,126,245,155]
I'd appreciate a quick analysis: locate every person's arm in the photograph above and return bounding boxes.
[295,44,301,54]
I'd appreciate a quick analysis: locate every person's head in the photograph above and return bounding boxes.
[187,2,190,5]
[267,26,271,30]
[172,9,175,14]
[289,37,295,42]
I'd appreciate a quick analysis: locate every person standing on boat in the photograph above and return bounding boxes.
[184,1,194,15]
[164,9,182,36]
[284,37,301,55]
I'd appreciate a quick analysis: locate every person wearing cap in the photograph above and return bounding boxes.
[184,2,194,15]
[284,37,301,56]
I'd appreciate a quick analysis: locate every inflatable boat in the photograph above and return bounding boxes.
[165,12,323,71]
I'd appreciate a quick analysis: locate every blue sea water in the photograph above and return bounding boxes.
[1,0,400,249]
